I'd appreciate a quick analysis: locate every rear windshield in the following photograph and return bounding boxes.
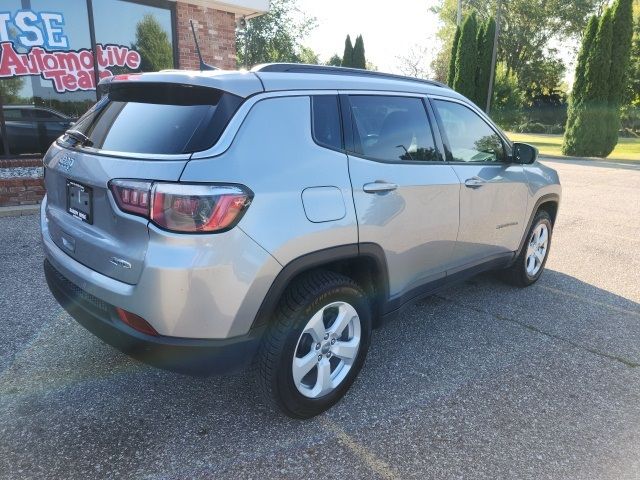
[61,83,242,155]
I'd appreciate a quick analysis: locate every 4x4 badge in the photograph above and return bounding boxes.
[110,257,132,269]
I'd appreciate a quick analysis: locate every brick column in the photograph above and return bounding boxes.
[175,2,237,71]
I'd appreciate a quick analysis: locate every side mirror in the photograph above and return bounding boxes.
[512,142,538,164]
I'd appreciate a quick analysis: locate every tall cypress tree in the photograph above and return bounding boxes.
[475,18,496,109]
[603,0,634,155]
[571,16,599,107]
[563,8,614,157]
[453,13,478,100]
[352,35,366,69]
[563,16,599,155]
[341,35,354,68]
[447,26,461,87]
[472,20,487,106]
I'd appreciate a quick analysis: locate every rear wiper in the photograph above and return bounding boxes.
[64,129,93,147]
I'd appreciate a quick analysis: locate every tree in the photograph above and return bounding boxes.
[475,17,496,108]
[298,46,320,64]
[432,0,603,97]
[132,15,173,72]
[629,6,639,106]
[572,16,598,108]
[453,13,478,101]
[352,35,366,69]
[396,45,432,79]
[446,26,461,86]
[0,77,24,104]
[603,0,634,153]
[563,7,614,157]
[236,0,317,67]
[563,15,599,155]
[341,35,354,67]
[326,54,342,66]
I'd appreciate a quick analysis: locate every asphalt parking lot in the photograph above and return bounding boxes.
[1,158,639,479]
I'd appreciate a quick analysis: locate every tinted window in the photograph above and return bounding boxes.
[3,109,23,121]
[434,100,505,163]
[348,95,438,162]
[30,110,62,120]
[65,83,242,155]
[312,96,342,150]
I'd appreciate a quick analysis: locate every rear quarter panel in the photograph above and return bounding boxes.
[180,94,358,265]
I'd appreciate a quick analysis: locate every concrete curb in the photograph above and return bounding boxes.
[539,153,640,164]
[0,204,40,218]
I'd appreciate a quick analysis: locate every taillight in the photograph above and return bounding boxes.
[108,180,252,233]
[109,179,152,216]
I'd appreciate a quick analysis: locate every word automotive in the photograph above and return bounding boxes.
[0,42,141,93]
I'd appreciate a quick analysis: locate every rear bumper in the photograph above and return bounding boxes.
[44,259,264,375]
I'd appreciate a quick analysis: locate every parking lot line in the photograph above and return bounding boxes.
[536,284,640,317]
[321,417,398,480]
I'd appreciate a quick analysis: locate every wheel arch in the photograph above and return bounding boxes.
[251,243,390,330]
[513,193,560,262]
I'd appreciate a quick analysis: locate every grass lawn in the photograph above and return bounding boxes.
[505,132,640,162]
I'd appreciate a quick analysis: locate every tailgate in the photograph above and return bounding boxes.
[43,143,187,284]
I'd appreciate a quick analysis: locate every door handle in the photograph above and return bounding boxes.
[363,181,398,194]
[464,177,486,189]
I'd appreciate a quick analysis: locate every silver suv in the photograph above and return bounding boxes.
[41,64,561,418]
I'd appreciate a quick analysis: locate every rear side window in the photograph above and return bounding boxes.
[64,83,242,155]
[348,95,439,162]
[312,95,342,150]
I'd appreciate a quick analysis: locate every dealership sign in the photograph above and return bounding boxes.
[0,11,141,93]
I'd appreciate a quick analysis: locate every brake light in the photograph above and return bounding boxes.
[108,180,252,233]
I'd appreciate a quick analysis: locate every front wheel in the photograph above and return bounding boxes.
[501,210,553,287]
[256,270,372,419]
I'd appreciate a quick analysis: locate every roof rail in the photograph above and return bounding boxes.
[252,63,449,89]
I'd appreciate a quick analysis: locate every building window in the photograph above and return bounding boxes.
[0,0,176,156]
[92,0,175,74]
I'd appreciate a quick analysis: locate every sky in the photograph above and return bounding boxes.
[296,0,442,75]
[296,0,579,84]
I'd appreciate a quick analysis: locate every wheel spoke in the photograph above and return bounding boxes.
[538,227,548,246]
[292,351,318,386]
[315,359,333,396]
[305,309,326,343]
[332,338,359,362]
[328,306,353,336]
[534,249,545,264]
[527,255,536,273]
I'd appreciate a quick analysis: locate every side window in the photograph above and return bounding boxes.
[3,109,23,121]
[433,100,505,163]
[348,95,439,162]
[312,95,342,150]
[32,110,60,120]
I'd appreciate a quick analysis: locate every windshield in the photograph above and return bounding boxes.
[61,83,242,155]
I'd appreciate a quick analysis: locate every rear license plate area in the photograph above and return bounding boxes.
[66,180,93,224]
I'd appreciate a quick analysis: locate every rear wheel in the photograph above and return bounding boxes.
[501,209,553,287]
[257,270,371,419]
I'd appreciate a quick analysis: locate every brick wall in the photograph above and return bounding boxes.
[0,178,45,207]
[176,3,237,70]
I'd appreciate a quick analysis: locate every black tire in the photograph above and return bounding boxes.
[501,209,553,287]
[256,270,372,419]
